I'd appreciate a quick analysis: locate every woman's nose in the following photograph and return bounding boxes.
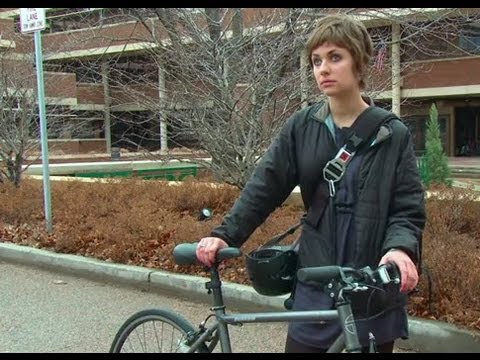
[319,61,330,74]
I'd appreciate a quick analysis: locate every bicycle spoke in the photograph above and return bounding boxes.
[152,320,161,352]
[110,309,209,353]
[123,337,133,353]
[132,323,146,351]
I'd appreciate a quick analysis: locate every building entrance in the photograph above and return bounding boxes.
[455,106,480,156]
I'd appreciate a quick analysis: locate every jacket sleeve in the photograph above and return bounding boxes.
[210,113,300,248]
[382,131,426,265]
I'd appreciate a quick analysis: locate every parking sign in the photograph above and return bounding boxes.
[20,8,46,33]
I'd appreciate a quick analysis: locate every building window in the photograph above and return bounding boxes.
[43,107,104,139]
[459,23,480,54]
[403,114,449,156]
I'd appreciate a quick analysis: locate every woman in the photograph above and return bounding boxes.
[196,14,425,353]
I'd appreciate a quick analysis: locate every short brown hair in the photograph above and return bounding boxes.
[304,14,373,89]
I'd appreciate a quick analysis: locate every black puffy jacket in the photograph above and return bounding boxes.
[212,100,425,312]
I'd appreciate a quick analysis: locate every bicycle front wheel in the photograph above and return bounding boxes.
[110,309,210,353]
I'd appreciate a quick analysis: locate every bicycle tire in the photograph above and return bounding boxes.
[110,309,210,353]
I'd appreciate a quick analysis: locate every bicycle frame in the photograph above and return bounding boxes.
[185,266,363,353]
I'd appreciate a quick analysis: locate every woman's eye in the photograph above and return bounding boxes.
[331,54,341,62]
[312,58,322,66]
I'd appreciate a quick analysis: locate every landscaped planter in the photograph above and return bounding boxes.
[1,175,479,349]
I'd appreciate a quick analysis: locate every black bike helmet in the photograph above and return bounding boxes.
[245,245,298,296]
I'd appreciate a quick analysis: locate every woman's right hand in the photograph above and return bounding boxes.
[196,237,229,267]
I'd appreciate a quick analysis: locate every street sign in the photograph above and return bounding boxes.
[19,8,46,33]
[19,7,53,232]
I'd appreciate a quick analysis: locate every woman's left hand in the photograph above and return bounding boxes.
[379,249,418,293]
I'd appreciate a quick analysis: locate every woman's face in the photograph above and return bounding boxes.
[311,42,361,98]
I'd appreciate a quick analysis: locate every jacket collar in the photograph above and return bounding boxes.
[310,96,392,145]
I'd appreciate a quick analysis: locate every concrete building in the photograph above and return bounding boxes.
[1,8,479,157]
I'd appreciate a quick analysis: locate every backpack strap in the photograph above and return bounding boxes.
[346,106,396,153]
[306,106,396,228]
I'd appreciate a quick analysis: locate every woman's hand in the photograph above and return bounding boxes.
[379,249,418,293]
[196,237,229,267]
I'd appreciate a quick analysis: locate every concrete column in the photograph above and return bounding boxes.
[158,64,168,152]
[300,51,309,109]
[391,22,401,117]
[101,61,112,153]
[449,107,456,156]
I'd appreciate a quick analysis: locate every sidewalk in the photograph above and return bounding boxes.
[30,152,480,170]
[0,242,479,353]
[448,156,480,168]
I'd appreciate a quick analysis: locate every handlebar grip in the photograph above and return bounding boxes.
[173,242,242,265]
[173,243,199,265]
[297,266,342,283]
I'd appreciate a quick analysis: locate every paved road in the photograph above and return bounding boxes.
[0,260,418,353]
[0,260,287,353]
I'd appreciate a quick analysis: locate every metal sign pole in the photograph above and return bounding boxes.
[20,8,52,232]
[33,29,52,233]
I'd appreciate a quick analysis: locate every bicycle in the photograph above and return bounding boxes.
[110,242,401,353]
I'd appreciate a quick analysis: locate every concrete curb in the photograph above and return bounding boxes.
[1,242,479,353]
[452,179,480,191]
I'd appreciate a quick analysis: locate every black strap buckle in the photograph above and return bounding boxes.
[322,146,355,197]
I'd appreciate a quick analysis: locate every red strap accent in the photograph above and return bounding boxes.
[338,148,352,162]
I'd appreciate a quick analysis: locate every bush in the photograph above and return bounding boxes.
[420,103,452,188]
[0,178,478,331]
[411,185,480,329]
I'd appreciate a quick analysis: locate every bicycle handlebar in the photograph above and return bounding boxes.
[172,242,400,291]
[297,263,400,287]
[297,265,345,282]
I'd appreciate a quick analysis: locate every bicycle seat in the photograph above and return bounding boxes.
[173,242,242,265]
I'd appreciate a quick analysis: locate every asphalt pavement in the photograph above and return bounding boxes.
[1,243,479,353]
[0,260,287,353]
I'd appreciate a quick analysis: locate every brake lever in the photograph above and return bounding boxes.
[377,264,401,285]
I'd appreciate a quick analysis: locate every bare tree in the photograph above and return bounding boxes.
[106,8,480,187]
[0,41,39,186]
[113,8,324,188]
[31,8,480,187]
[0,25,102,186]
